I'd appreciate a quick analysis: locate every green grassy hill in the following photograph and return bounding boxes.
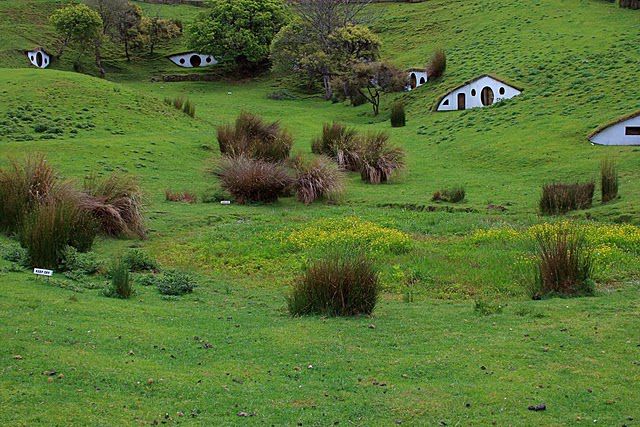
[1,0,640,425]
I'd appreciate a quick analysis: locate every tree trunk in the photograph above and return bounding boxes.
[322,74,333,100]
[124,38,130,61]
[95,40,106,78]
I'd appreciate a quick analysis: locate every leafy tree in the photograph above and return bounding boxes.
[50,4,105,76]
[271,22,380,99]
[140,15,182,55]
[84,0,129,35]
[112,3,144,61]
[188,0,290,72]
[333,61,406,115]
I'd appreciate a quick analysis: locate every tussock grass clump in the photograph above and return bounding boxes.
[358,132,405,184]
[390,102,406,128]
[426,48,446,80]
[183,99,196,118]
[82,173,146,238]
[165,190,197,203]
[539,181,595,215]
[600,158,619,203]
[290,155,344,205]
[20,197,97,269]
[432,186,466,203]
[531,223,594,299]
[105,257,133,299]
[217,112,293,162]
[156,270,197,296]
[288,250,379,317]
[215,156,292,204]
[0,155,57,233]
[311,122,360,171]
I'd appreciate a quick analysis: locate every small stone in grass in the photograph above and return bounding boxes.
[368,324,376,329]
[13,355,23,360]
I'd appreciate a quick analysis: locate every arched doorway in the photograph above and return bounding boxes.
[410,73,417,89]
[457,93,466,110]
[36,51,43,68]
[189,54,202,67]
[481,87,495,106]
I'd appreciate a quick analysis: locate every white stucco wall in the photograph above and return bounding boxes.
[408,71,428,90]
[168,53,218,68]
[436,75,521,111]
[590,115,640,146]
[27,50,50,69]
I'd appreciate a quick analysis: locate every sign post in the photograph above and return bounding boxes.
[33,268,53,282]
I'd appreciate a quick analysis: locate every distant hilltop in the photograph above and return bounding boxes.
[138,0,427,5]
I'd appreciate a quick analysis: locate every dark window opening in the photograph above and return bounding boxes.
[419,77,426,84]
[410,73,417,89]
[457,93,466,110]
[481,86,494,106]
[499,87,505,95]
[443,99,449,106]
[471,89,477,96]
[189,55,202,67]
[36,51,43,67]
[626,126,640,136]
[179,58,185,64]
[206,57,212,63]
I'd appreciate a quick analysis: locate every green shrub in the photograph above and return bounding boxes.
[217,112,293,162]
[1,242,29,267]
[601,158,619,203]
[122,249,158,272]
[105,257,133,299]
[201,187,231,203]
[288,250,379,317]
[432,186,466,203]
[357,132,406,184]
[290,155,344,205]
[136,273,158,287]
[531,223,595,299]
[474,298,503,316]
[156,270,197,296]
[390,102,406,128]
[267,89,298,101]
[214,155,293,204]
[539,181,595,215]
[60,246,102,274]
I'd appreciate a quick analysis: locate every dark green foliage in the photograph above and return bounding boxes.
[155,270,197,296]
[531,224,595,299]
[1,242,29,267]
[122,249,158,272]
[267,89,298,101]
[601,158,619,203]
[290,155,344,205]
[474,298,503,316]
[215,156,293,204]
[390,102,406,128]
[60,246,103,275]
[432,186,466,203]
[288,250,379,317]
[217,112,293,162]
[426,48,446,80]
[539,182,595,215]
[105,257,133,299]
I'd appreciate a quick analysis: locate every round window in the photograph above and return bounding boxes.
[179,58,185,64]
[481,87,495,106]
[189,55,202,67]
[471,89,477,96]
[206,56,212,63]
[499,87,505,95]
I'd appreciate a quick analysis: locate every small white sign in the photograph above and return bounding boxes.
[33,268,53,277]
[221,200,231,205]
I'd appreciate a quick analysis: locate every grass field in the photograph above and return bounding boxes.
[1,0,639,424]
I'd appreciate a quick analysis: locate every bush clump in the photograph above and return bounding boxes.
[290,155,344,205]
[122,249,158,272]
[288,251,379,317]
[311,122,360,171]
[432,186,466,203]
[358,132,405,184]
[214,156,292,204]
[531,223,594,299]
[82,173,146,238]
[105,257,133,299]
[155,270,197,296]
[426,48,446,80]
[600,158,619,203]
[390,102,406,128]
[539,181,595,215]
[217,112,293,162]
[165,190,197,203]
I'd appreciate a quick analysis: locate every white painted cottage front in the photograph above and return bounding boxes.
[589,112,640,146]
[26,48,51,69]
[168,52,218,68]
[408,69,428,90]
[435,75,522,112]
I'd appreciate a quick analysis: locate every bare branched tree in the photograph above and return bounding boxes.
[295,0,373,45]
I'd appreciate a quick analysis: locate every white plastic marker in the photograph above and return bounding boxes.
[221,201,231,205]
[33,268,53,277]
